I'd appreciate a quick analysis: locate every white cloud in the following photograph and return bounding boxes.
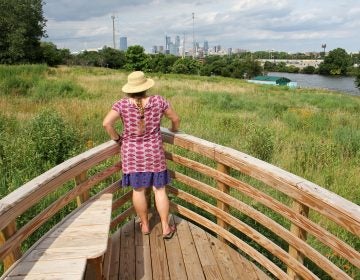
[43,0,360,53]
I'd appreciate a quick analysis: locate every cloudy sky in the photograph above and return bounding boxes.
[43,0,360,54]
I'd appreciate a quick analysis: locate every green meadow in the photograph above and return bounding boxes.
[0,65,359,278]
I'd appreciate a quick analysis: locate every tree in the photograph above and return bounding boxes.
[171,58,201,74]
[0,0,46,63]
[148,54,179,73]
[124,45,149,71]
[318,48,351,75]
[40,42,62,66]
[100,47,126,69]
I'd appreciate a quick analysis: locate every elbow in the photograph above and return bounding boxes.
[102,120,112,130]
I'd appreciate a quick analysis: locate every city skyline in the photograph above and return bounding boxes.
[43,0,360,54]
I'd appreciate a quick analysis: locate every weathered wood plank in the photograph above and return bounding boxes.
[164,215,187,280]
[108,230,121,280]
[119,220,136,280]
[170,203,290,279]
[1,194,113,280]
[206,231,241,280]
[149,213,170,280]
[188,222,223,280]
[135,217,152,280]
[226,245,269,280]
[173,216,205,280]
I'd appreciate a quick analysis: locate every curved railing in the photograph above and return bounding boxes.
[0,128,359,279]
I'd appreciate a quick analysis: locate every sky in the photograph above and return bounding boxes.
[43,0,360,54]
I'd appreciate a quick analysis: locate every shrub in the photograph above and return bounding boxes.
[333,127,360,158]
[246,125,274,162]
[30,110,79,165]
[32,79,85,101]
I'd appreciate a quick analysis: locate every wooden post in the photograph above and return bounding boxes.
[75,171,90,207]
[216,163,230,243]
[287,200,309,280]
[0,221,22,271]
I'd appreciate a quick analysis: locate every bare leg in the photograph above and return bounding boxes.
[132,187,150,233]
[153,186,172,235]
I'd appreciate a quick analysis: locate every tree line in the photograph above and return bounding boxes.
[1,0,359,89]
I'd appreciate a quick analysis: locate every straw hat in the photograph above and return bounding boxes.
[122,71,155,94]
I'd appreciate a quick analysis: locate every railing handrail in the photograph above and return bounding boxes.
[1,128,359,279]
[161,128,360,235]
[0,141,120,232]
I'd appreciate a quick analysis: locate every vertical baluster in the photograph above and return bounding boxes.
[216,163,230,243]
[75,171,89,206]
[0,221,22,271]
[287,200,309,280]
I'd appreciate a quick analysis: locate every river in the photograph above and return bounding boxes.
[268,72,360,96]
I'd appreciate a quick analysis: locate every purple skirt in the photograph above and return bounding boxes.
[121,170,171,188]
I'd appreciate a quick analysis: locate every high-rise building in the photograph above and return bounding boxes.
[119,37,127,51]
[203,40,209,55]
[165,35,171,52]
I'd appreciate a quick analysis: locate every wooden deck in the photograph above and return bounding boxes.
[100,213,270,280]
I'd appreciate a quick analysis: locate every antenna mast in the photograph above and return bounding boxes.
[111,15,116,49]
[192,12,195,58]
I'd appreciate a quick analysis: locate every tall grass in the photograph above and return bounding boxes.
[0,65,359,278]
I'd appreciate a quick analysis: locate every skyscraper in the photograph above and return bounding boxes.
[119,37,127,51]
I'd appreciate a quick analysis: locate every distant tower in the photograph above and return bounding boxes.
[119,37,127,51]
[192,12,195,57]
[165,35,171,54]
[111,15,116,49]
[321,43,327,57]
[203,40,209,55]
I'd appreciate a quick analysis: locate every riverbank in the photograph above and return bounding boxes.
[268,71,359,95]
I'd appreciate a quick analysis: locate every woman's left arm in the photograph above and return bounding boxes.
[103,110,122,141]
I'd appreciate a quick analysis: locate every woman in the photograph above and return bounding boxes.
[103,71,180,239]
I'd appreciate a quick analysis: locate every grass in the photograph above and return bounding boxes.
[0,65,359,278]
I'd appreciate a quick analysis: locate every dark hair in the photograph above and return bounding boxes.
[127,91,146,98]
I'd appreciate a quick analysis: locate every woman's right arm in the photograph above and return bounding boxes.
[103,110,122,141]
[164,105,180,132]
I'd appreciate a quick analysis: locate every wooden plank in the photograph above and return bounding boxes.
[108,229,121,280]
[226,245,270,280]
[7,258,86,277]
[1,194,113,280]
[173,216,205,280]
[206,232,241,280]
[188,222,223,280]
[149,213,170,280]
[102,238,112,280]
[119,219,136,280]
[135,217,152,280]
[0,221,22,270]
[164,215,187,280]
[170,203,290,280]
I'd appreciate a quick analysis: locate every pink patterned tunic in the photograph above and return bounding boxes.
[112,95,171,188]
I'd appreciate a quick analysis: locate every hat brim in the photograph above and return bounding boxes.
[122,78,155,94]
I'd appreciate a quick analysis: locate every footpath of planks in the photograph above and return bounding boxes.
[1,193,113,280]
[105,213,270,280]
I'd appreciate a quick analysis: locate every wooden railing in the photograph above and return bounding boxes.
[0,128,359,279]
